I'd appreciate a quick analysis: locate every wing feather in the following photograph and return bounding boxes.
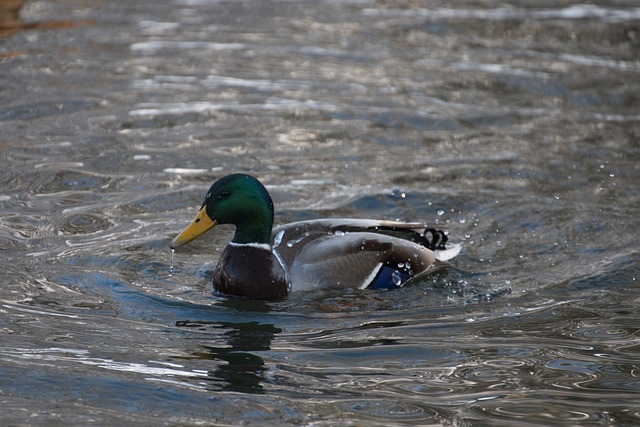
[277,232,437,291]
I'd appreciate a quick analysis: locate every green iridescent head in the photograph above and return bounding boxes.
[171,174,274,247]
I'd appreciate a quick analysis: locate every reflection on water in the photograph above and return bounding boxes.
[0,0,91,39]
[175,298,282,394]
[1,0,639,425]
[0,0,25,38]
[186,320,281,394]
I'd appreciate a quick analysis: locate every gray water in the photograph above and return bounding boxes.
[1,1,639,425]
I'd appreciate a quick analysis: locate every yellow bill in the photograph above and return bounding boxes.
[171,206,217,249]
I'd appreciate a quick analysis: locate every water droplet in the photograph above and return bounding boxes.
[392,270,402,287]
[554,194,560,200]
[400,192,406,199]
[437,209,444,216]
[169,248,175,277]
[334,230,345,237]
[459,218,466,223]
[286,241,294,247]
[397,262,405,268]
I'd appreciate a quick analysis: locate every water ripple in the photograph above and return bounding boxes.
[363,5,640,23]
[59,212,114,236]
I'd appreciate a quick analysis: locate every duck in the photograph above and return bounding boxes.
[171,173,460,300]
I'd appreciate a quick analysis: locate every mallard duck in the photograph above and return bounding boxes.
[171,174,459,299]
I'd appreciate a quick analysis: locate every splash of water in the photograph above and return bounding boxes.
[169,248,175,277]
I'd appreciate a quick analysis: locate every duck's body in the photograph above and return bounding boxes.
[171,174,459,300]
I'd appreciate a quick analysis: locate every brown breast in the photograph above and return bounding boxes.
[213,243,289,300]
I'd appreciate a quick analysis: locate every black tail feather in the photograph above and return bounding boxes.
[423,228,448,250]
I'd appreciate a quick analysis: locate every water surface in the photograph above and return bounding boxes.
[1,1,639,425]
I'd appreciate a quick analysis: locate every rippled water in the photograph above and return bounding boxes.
[1,0,639,425]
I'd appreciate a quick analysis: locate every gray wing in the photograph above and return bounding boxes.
[271,218,431,258]
[274,231,437,292]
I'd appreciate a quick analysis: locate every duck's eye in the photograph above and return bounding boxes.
[218,189,230,200]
